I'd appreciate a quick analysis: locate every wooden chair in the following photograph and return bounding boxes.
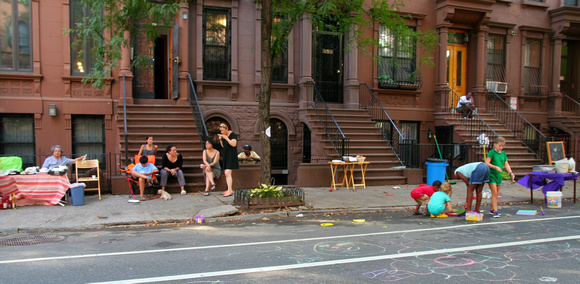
[75,159,101,200]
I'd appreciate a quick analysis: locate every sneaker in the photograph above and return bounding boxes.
[493,211,500,218]
[181,190,187,195]
[489,210,494,215]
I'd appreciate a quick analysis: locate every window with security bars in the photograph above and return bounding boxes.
[0,114,35,168]
[524,38,543,96]
[70,0,100,75]
[486,34,506,82]
[523,124,541,154]
[72,116,105,164]
[203,8,231,81]
[378,25,418,89]
[0,0,32,71]
[398,121,419,168]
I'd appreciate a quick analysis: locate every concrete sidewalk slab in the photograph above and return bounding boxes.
[1,180,578,233]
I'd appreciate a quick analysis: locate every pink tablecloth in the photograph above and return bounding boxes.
[0,173,70,206]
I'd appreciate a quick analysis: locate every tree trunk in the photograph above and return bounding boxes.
[259,0,273,185]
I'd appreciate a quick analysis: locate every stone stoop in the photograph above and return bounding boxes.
[117,103,206,193]
[305,108,408,186]
[434,111,542,177]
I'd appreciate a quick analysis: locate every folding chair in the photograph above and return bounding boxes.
[75,159,101,200]
[120,165,161,200]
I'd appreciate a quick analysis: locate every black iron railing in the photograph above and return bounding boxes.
[378,64,422,90]
[402,143,480,175]
[524,66,547,96]
[485,91,547,161]
[562,94,580,115]
[442,87,499,147]
[359,83,405,165]
[187,74,209,150]
[305,81,349,157]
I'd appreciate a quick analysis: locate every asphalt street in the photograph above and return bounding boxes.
[2,205,580,283]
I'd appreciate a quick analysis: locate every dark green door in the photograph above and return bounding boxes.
[313,31,343,103]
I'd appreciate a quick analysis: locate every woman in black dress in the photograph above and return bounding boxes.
[218,123,238,197]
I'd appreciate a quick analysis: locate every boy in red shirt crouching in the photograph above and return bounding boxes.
[410,180,442,216]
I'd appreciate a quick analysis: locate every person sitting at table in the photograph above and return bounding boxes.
[41,145,86,170]
[238,144,261,165]
[131,155,158,201]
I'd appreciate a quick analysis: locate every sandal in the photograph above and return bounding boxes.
[203,191,210,196]
[222,192,233,197]
[413,211,422,215]
[210,184,216,191]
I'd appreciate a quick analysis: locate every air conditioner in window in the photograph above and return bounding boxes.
[486,81,508,94]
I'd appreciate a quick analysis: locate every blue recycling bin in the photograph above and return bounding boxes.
[425,158,448,186]
[70,185,85,206]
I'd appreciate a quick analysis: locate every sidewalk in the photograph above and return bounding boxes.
[1,180,578,233]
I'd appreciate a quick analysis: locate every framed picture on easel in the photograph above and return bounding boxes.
[547,141,566,165]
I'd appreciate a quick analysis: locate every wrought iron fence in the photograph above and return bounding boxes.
[359,83,404,165]
[399,143,485,175]
[187,74,209,150]
[485,91,547,162]
[1,152,124,192]
[305,81,349,157]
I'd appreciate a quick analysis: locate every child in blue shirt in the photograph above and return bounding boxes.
[131,155,158,201]
[427,182,455,217]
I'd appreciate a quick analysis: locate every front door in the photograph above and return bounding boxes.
[561,40,579,101]
[313,31,343,103]
[447,44,467,108]
[133,25,179,100]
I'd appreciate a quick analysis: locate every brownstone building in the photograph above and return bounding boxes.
[1,0,580,192]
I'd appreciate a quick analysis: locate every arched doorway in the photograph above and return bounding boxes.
[270,118,288,185]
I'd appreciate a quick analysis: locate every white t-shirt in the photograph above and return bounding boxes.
[456,95,472,108]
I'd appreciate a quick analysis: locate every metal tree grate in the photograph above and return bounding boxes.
[0,235,65,246]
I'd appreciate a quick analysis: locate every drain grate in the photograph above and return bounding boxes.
[0,235,65,246]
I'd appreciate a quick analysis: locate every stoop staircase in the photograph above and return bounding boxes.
[434,111,543,177]
[306,108,407,186]
[117,100,205,193]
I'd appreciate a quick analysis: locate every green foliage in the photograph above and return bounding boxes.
[66,0,180,88]
[249,183,285,198]
[270,0,436,66]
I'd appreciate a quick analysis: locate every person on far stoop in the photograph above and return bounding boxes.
[238,144,261,165]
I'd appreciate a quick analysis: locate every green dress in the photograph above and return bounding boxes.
[488,149,507,185]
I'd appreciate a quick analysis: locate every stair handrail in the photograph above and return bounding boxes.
[306,81,349,157]
[186,74,209,150]
[443,87,500,144]
[562,94,580,127]
[122,73,129,165]
[485,90,547,161]
[359,83,405,165]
